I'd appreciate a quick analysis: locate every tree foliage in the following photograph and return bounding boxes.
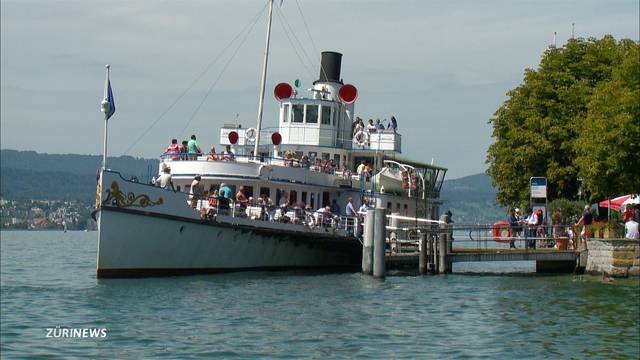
[486,36,639,206]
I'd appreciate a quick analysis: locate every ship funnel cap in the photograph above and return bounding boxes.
[315,51,343,84]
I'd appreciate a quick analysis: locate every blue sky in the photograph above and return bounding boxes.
[1,0,638,178]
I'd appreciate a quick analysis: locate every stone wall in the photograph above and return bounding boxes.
[585,238,640,277]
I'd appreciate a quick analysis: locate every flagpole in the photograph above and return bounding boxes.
[100,64,112,170]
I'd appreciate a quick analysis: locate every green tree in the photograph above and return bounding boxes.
[574,43,640,198]
[486,36,638,205]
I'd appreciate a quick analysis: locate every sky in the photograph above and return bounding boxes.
[1,0,638,178]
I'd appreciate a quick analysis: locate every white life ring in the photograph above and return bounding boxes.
[353,131,369,147]
[245,128,257,143]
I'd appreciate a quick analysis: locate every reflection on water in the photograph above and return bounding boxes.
[1,231,638,359]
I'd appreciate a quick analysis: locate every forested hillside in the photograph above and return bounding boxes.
[0,150,158,201]
[1,150,503,224]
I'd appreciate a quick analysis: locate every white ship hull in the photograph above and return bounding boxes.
[95,171,361,277]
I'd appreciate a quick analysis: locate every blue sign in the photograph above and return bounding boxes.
[530,177,547,198]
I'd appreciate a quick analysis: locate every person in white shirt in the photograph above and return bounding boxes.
[526,209,538,249]
[625,220,639,239]
[156,166,175,190]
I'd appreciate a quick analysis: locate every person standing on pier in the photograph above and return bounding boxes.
[507,208,519,248]
[576,205,593,248]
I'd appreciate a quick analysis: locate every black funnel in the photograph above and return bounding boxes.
[315,51,343,84]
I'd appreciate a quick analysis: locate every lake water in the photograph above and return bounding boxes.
[1,231,638,359]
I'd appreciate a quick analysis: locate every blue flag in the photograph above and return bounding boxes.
[101,67,116,120]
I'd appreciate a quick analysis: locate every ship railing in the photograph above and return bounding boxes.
[191,195,360,236]
[159,152,355,179]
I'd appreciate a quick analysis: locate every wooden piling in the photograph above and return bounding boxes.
[373,208,386,278]
[419,233,427,274]
[438,233,447,274]
[362,209,375,275]
[428,236,435,273]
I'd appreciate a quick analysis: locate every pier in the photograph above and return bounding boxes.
[362,211,586,277]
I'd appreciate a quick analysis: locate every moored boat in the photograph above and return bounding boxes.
[94,1,447,277]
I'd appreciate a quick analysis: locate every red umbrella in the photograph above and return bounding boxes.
[599,195,632,212]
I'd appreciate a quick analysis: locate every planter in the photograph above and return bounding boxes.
[556,237,568,250]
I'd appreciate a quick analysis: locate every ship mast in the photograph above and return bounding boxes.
[253,0,275,160]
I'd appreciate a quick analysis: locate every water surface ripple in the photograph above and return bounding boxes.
[1,231,638,359]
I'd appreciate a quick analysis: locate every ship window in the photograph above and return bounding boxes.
[292,104,304,123]
[310,193,315,208]
[305,105,318,123]
[333,154,341,168]
[321,106,331,125]
[282,104,290,123]
[260,187,270,197]
[322,153,330,160]
[308,151,317,160]
[322,192,330,207]
[301,192,308,204]
[242,186,254,199]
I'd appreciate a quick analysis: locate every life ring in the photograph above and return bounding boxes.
[352,131,369,147]
[245,128,257,143]
[492,221,511,243]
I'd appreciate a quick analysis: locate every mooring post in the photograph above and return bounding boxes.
[373,207,386,278]
[438,233,448,274]
[419,233,427,274]
[428,235,435,273]
[362,209,375,275]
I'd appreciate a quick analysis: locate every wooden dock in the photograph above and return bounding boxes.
[362,209,587,277]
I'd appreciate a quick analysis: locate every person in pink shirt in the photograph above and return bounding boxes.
[165,139,181,160]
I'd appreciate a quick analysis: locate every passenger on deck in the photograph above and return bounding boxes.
[165,139,180,160]
[317,206,335,228]
[206,189,218,219]
[356,161,366,177]
[235,186,249,214]
[300,155,310,168]
[157,166,175,191]
[180,140,189,160]
[364,163,373,180]
[358,198,369,218]
[278,191,289,207]
[387,116,398,132]
[367,119,376,134]
[376,118,385,131]
[345,197,357,217]
[353,118,364,136]
[222,145,235,161]
[187,135,202,160]
[189,175,203,208]
[218,182,232,214]
[206,146,218,161]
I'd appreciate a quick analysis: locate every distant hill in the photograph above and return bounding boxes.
[1,150,503,222]
[440,173,504,224]
[1,150,158,202]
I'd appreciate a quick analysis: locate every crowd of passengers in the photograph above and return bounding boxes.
[162,135,236,161]
[353,115,398,136]
[174,174,370,232]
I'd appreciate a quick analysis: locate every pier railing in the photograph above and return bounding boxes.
[385,216,584,255]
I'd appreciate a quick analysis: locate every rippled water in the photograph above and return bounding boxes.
[1,231,638,359]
